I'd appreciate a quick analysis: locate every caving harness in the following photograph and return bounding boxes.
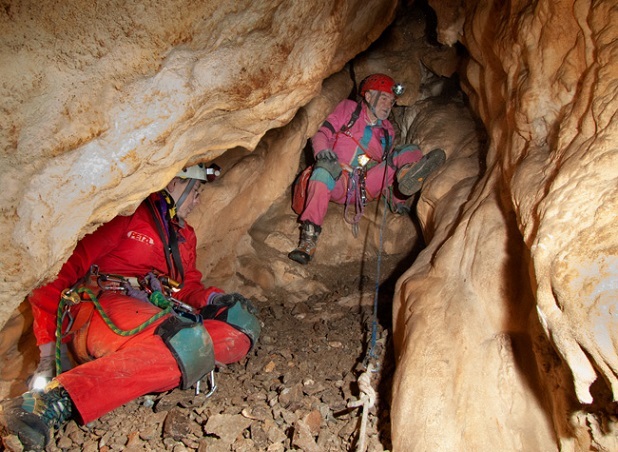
[55,190,219,396]
[321,102,393,236]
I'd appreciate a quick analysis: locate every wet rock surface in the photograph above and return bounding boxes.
[33,257,403,452]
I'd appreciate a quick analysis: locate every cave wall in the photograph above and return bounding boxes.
[0,0,616,450]
[0,0,398,321]
[391,0,617,450]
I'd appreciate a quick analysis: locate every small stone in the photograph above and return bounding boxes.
[163,408,192,440]
[264,360,276,373]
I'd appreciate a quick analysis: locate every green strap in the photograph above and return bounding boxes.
[55,287,172,375]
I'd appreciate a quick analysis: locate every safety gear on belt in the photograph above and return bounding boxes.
[28,343,72,392]
[155,315,215,390]
[396,148,446,196]
[119,271,164,303]
[202,293,261,348]
[0,380,73,450]
[359,73,405,98]
[344,166,367,237]
[288,221,321,265]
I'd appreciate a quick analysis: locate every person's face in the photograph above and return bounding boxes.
[365,90,396,121]
[167,178,202,219]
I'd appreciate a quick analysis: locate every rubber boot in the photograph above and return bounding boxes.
[396,148,446,196]
[288,221,321,265]
[0,380,73,451]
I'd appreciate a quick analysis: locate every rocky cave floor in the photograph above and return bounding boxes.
[28,252,412,452]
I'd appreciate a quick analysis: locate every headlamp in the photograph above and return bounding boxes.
[392,83,405,97]
[31,375,51,392]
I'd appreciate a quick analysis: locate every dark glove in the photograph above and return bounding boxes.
[316,149,337,161]
[208,292,259,315]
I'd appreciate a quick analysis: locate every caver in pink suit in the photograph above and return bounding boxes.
[28,191,251,424]
[299,99,422,226]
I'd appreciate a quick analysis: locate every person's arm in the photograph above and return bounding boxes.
[311,100,358,159]
[172,223,223,310]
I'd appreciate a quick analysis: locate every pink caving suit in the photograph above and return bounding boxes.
[28,191,250,424]
[299,99,422,226]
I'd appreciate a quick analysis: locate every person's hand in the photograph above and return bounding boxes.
[121,280,150,302]
[28,342,72,391]
[208,293,258,315]
[143,272,163,293]
[316,149,337,161]
[121,272,163,302]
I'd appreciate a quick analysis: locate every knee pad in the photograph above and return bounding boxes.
[201,302,261,350]
[314,158,342,181]
[156,315,215,389]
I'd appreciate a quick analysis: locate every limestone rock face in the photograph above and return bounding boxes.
[391,0,618,451]
[0,0,616,451]
[0,0,397,321]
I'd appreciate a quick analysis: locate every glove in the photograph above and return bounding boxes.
[316,149,337,161]
[121,281,150,302]
[208,292,259,315]
[28,342,72,391]
[121,272,163,302]
[143,272,163,293]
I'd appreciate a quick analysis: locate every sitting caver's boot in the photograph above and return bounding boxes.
[396,148,446,196]
[0,380,73,451]
[288,221,321,265]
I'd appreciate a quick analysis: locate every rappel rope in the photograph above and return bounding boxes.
[347,151,391,452]
[347,363,378,452]
[55,287,172,375]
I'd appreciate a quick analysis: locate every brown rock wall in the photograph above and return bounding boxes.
[392,0,617,450]
[0,0,397,323]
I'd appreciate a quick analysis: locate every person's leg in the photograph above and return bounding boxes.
[299,168,337,226]
[396,147,446,196]
[291,168,347,264]
[0,294,181,449]
[57,294,180,424]
[203,319,251,364]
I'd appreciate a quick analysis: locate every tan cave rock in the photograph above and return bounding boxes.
[391,0,618,451]
[0,0,616,451]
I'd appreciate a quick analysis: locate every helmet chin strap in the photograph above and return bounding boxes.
[175,179,198,212]
[363,94,381,123]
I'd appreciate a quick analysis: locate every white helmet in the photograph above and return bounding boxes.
[176,163,220,182]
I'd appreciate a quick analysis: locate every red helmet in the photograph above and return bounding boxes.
[359,73,405,97]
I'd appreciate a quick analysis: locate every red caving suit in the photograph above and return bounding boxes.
[28,191,250,423]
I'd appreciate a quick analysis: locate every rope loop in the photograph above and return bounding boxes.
[55,286,172,375]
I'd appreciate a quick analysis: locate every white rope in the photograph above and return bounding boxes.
[347,363,377,452]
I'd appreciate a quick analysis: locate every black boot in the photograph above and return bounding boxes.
[396,148,446,196]
[0,380,73,450]
[288,221,321,265]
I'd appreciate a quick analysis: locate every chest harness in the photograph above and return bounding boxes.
[322,102,392,235]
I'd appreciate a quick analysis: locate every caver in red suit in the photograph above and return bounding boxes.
[24,166,256,426]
